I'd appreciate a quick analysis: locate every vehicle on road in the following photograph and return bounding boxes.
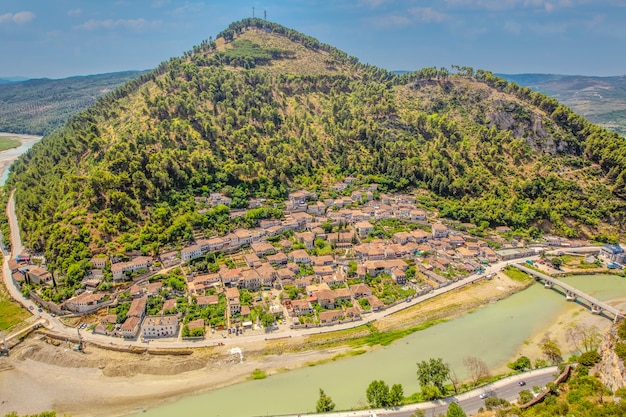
[222,333,226,338]
[479,393,488,399]
[29,305,34,310]
[37,307,43,313]
[519,381,526,386]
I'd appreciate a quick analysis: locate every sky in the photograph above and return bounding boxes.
[1,0,625,79]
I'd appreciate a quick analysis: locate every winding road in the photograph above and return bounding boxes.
[1,191,607,351]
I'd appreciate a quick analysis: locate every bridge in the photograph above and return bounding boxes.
[511,263,624,322]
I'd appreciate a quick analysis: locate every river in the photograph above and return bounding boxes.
[128,274,626,417]
[0,132,42,185]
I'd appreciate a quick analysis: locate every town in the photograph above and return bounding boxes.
[8,179,625,343]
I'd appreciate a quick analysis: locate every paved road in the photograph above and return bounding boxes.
[277,367,559,417]
[1,190,607,352]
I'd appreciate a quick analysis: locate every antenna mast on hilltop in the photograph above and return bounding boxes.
[264,10,267,21]
[252,6,255,18]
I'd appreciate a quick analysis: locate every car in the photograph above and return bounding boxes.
[37,307,43,313]
[222,333,226,338]
[29,305,34,310]
[51,313,56,317]
[479,393,488,399]
[518,381,526,386]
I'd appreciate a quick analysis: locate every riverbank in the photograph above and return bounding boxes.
[0,132,42,185]
[0,272,530,417]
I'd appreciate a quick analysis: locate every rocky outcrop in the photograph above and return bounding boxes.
[594,324,626,392]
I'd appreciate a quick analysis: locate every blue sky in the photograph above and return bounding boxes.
[1,0,625,79]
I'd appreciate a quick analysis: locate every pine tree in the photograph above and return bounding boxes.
[316,388,335,413]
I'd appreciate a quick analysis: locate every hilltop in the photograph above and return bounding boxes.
[6,19,626,274]
[501,73,626,137]
[0,70,146,135]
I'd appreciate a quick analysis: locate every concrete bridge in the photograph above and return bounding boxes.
[512,263,624,322]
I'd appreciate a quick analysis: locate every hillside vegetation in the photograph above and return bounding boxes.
[7,19,626,274]
[0,71,145,135]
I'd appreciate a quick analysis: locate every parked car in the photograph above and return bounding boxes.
[518,381,526,386]
[479,393,488,399]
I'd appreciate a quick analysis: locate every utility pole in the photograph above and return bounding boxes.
[252,6,255,18]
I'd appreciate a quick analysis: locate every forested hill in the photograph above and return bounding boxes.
[7,18,626,273]
[0,70,146,135]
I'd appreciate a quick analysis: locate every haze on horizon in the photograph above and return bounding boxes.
[1,0,625,79]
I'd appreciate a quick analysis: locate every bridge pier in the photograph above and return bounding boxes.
[565,291,577,301]
[591,304,603,315]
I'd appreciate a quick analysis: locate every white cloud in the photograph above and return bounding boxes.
[0,11,35,25]
[444,0,577,10]
[504,20,522,34]
[75,18,161,31]
[67,8,82,17]
[408,7,447,23]
[368,14,412,27]
[151,0,171,7]
[358,0,394,8]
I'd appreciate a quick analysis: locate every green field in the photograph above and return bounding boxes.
[0,284,29,331]
[0,137,21,152]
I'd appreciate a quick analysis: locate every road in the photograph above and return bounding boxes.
[1,190,606,351]
[276,367,559,417]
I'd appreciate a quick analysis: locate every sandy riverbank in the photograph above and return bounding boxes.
[0,132,42,184]
[0,273,533,417]
[511,296,626,370]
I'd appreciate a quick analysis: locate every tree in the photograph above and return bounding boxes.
[463,356,490,386]
[389,384,404,406]
[484,396,509,411]
[566,323,601,353]
[550,256,563,269]
[366,380,390,407]
[540,335,563,365]
[518,389,534,404]
[260,311,275,329]
[578,351,602,367]
[508,355,531,372]
[446,402,466,417]
[316,388,335,413]
[416,358,450,395]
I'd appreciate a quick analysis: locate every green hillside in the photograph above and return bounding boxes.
[7,19,626,273]
[0,70,146,135]
[501,73,626,136]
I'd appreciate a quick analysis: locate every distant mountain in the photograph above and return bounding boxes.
[0,70,147,135]
[0,77,30,84]
[500,73,626,136]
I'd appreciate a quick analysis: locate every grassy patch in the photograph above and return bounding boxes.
[250,368,267,379]
[0,137,21,152]
[356,320,445,347]
[503,266,533,283]
[0,286,29,331]
[331,349,366,361]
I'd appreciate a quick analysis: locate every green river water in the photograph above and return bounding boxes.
[130,274,626,417]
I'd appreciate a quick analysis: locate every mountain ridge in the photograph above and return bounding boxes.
[6,19,626,274]
[0,70,147,135]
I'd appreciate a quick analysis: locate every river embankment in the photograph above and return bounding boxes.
[0,132,42,185]
[1,272,624,417]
